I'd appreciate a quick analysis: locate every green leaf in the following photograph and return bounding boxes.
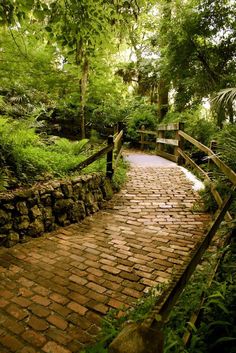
[187,321,197,333]
[212,337,236,346]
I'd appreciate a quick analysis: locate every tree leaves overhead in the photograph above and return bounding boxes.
[0,0,235,130]
[159,0,236,107]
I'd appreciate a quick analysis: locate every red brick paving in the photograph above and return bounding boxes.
[0,159,210,352]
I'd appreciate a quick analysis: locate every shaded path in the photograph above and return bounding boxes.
[0,153,210,353]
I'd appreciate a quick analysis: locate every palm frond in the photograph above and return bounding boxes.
[212,87,236,108]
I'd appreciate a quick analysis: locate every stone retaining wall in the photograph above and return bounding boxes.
[0,173,113,247]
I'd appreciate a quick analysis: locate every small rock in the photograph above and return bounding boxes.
[16,201,28,215]
[0,209,10,226]
[28,219,44,237]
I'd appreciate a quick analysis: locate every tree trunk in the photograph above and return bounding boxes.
[76,39,89,139]
[158,79,169,121]
[158,0,171,121]
[79,57,89,139]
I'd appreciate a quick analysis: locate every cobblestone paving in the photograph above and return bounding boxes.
[0,155,210,353]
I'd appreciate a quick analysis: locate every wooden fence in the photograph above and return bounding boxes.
[70,130,123,178]
[138,122,184,163]
[109,124,235,353]
[137,122,236,219]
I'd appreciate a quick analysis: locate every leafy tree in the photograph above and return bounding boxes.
[156,0,236,125]
[43,0,148,137]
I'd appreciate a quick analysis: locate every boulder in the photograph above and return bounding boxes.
[16,201,28,215]
[61,182,73,198]
[30,205,42,219]
[68,201,86,222]
[0,209,10,226]
[54,199,74,215]
[28,219,44,237]
[14,216,30,231]
[101,178,113,200]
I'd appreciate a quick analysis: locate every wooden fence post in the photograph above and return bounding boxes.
[140,125,145,150]
[106,135,114,178]
[156,129,164,154]
[208,140,217,170]
[176,122,184,165]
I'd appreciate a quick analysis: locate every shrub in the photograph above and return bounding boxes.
[0,117,90,184]
[126,100,157,146]
[216,124,236,172]
[51,137,89,156]
[163,108,218,147]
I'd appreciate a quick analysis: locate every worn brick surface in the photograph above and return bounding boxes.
[0,154,211,352]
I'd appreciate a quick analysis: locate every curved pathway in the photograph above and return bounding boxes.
[0,153,210,353]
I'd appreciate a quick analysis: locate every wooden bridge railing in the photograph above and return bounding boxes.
[138,122,184,163]
[70,130,123,179]
[137,122,236,219]
[109,124,235,353]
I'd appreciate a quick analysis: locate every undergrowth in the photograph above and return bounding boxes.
[164,235,236,353]
[0,117,127,190]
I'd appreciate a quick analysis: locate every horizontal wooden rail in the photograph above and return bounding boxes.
[113,130,124,170]
[70,144,113,172]
[156,150,178,162]
[69,130,124,177]
[155,187,235,323]
[177,148,232,221]
[137,129,157,135]
[156,138,179,146]
[114,130,123,145]
[177,148,210,180]
[179,130,236,185]
[157,122,180,131]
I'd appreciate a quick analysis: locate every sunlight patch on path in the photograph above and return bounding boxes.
[124,153,177,167]
[180,166,205,191]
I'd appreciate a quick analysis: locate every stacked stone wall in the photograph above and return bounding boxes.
[0,173,113,247]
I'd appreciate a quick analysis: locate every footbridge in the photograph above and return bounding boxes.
[0,124,235,353]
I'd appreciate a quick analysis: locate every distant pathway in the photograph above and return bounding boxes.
[0,152,210,353]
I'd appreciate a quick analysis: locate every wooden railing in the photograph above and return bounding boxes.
[109,124,235,353]
[137,123,236,219]
[70,131,123,178]
[138,122,184,163]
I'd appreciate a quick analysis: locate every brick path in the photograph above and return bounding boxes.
[0,153,210,353]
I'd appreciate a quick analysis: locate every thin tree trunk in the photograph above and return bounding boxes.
[158,0,171,121]
[158,79,169,121]
[76,39,89,139]
[80,57,89,139]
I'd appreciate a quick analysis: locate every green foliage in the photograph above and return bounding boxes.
[153,0,236,122]
[163,107,218,147]
[112,159,128,191]
[87,54,129,128]
[164,241,236,353]
[126,98,157,145]
[0,114,128,190]
[198,182,217,213]
[51,138,89,156]
[216,124,236,172]
[0,117,91,186]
